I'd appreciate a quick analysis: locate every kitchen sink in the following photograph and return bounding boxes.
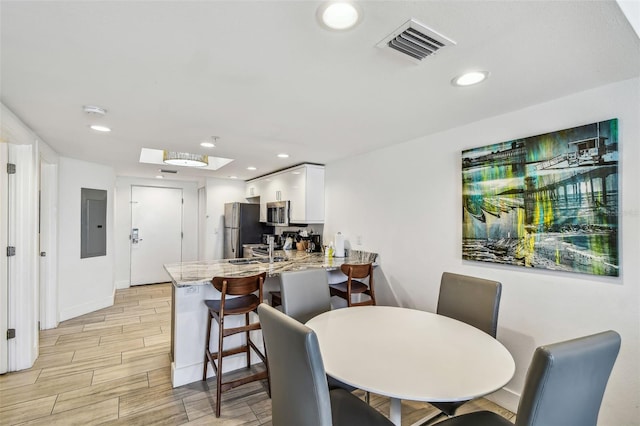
[228,258,260,265]
[228,256,288,265]
[256,256,288,263]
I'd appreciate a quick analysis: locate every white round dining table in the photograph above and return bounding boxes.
[306,306,515,426]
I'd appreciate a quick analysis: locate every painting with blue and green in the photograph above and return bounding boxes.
[462,118,619,277]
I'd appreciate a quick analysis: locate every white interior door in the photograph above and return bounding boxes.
[130,186,183,285]
[39,158,58,330]
[0,143,9,374]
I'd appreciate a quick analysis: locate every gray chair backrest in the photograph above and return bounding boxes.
[516,330,621,426]
[281,268,331,324]
[437,272,502,337]
[258,303,332,426]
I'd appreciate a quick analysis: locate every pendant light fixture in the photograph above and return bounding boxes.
[163,151,209,167]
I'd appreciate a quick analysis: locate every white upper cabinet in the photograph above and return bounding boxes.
[246,164,325,224]
[245,182,259,198]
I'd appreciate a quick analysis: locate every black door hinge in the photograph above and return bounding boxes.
[7,329,16,339]
[7,163,16,174]
[7,246,16,256]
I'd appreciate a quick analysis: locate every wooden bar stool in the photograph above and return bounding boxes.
[329,263,376,307]
[270,291,282,308]
[203,272,269,417]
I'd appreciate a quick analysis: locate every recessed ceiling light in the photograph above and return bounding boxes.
[201,136,219,148]
[155,175,164,179]
[247,166,257,171]
[83,105,107,116]
[229,176,238,179]
[317,1,361,30]
[452,71,490,87]
[89,124,111,132]
[277,153,289,158]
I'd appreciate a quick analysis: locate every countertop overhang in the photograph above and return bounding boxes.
[164,250,377,287]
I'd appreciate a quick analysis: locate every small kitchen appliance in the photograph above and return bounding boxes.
[308,234,323,252]
[266,201,290,226]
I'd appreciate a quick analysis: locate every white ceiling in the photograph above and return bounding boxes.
[1,1,639,182]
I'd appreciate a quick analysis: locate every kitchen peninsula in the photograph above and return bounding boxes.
[164,250,376,387]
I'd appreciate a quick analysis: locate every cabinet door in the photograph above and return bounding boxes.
[246,182,259,198]
[282,167,306,222]
[304,166,325,223]
[257,179,270,222]
[267,174,284,202]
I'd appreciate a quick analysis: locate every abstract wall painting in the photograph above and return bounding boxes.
[462,119,619,276]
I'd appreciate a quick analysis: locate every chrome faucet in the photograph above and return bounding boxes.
[268,236,274,263]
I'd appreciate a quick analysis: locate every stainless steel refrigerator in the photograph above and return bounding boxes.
[223,203,267,258]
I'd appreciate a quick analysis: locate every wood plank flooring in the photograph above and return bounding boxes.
[0,283,515,425]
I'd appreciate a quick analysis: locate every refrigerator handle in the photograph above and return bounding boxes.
[231,228,236,254]
[232,204,237,254]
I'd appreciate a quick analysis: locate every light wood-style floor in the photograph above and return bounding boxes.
[0,283,515,425]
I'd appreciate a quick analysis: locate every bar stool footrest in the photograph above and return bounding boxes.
[219,369,269,393]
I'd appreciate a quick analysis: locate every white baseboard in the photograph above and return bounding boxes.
[486,386,520,413]
[115,279,130,290]
[171,353,263,388]
[59,293,114,322]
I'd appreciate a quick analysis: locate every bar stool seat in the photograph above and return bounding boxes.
[203,272,269,417]
[328,279,370,295]
[204,294,260,315]
[329,263,376,307]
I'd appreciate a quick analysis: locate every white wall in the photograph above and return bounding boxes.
[113,177,199,289]
[58,157,116,321]
[324,78,640,426]
[204,177,247,260]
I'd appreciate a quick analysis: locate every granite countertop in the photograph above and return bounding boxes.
[164,250,377,287]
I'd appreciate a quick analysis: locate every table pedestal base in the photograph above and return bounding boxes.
[390,397,401,425]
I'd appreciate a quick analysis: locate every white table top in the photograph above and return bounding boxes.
[306,306,515,403]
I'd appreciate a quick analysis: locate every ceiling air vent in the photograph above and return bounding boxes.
[376,19,455,63]
[159,169,178,174]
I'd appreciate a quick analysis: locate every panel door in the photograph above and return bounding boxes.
[130,186,183,285]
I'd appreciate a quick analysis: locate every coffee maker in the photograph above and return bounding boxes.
[307,234,322,252]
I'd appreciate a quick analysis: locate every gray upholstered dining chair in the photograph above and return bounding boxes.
[279,268,357,394]
[430,272,502,418]
[432,330,621,426]
[257,303,394,426]
[280,268,333,324]
[437,272,502,337]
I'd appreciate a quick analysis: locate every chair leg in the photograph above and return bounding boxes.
[245,312,251,369]
[368,287,376,306]
[215,317,224,418]
[203,311,212,381]
[264,338,271,398]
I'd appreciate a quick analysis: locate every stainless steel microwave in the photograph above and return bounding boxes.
[266,201,290,226]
